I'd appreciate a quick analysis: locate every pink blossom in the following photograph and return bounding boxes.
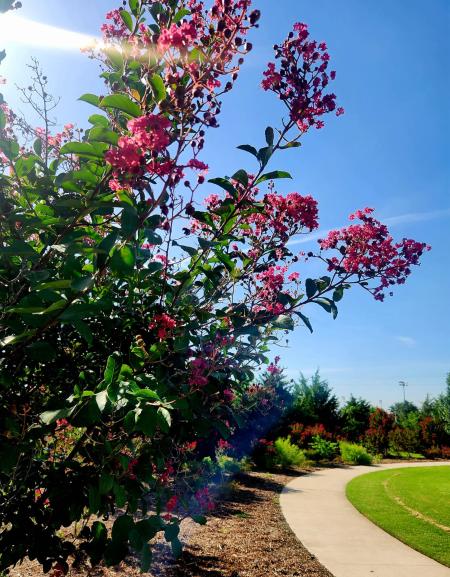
[262,22,343,131]
[223,389,235,403]
[319,209,430,300]
[149,313,177,340]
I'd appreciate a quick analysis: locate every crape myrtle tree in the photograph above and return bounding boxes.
[0,0,430,573]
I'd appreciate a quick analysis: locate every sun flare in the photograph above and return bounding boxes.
[0,12,99,51]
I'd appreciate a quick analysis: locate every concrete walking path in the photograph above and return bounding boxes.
[280,461,450,577]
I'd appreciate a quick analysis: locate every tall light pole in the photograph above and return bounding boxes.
[399,380,407,403]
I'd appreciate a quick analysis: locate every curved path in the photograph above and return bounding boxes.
[280,461,450,577]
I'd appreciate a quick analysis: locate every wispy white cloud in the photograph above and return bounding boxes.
[383,208,450,226]
[287,208,450,247]
[395,336,416,347]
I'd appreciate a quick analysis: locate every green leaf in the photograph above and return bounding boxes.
[92,521,108,543]
[129,0,139,16]
[96,230,119,270]
[157,407,171,432]
[333,286,344,302]
[231,169,248,187]
[133,389,160,401]
[100,94,141,118]
[237,144,258,158]
[99,473,114,495]
[0,108,5,130]
[0,138,19,160]
[40,408,70,425]
[208,177,236,197]
[273,314,294,330]
[0,239,38,257]
[265,126,274,146]
[172,241,197,257]
[140,544,152,573]
[0,331,36,347]
[119,9,133,32]
[173,8,190,23]
[34,279,72,290]
[113,483,127,507]
[71,275,94,292]
[110,245,136,274]
[257,146,273,168]
[88,485,101,514]
[79,93,100,107]
[89,126,119,146]
[33,137,43,156]
[280,141,301,150]
[96,390,109,412]
[136,406,157,437]
[314,297,338,319]
[295,311,313,333]
[305,278,317,299]
[103,354,117,386]
[89,114,109,127]
[112,515,134,543]
[164,523,180,542]
[60,142,103,159]
[144,229,162,244]
[192,515,207,525]
[171,537,182,558]
[255,170,292,185]
[149,73,166,103]
[71,320,93,345]
[122,206,139,237]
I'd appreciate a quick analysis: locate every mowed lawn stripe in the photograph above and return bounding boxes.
[346,466,450,568]
[387,466,450,529]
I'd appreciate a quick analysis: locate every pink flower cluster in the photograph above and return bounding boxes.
[268,355,281,374]
[189,357,209,387]
[319,208,430,300]
[158,21,198,52]
[262,22,344,131]
[248,192,319,240]
[148,313,177,340]
[254,265,288,314]
[106,114,172,191]
[101,9,130,40]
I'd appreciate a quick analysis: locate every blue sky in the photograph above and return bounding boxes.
[1,1,449,406]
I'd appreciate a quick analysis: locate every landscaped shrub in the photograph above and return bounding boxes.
[364,408,395,455]
[252,438,277,469]
[340,395,372,442]
[388,426,420,456]
[0,1,429,573]
[287,371,340,430]
[289,422,332,447]
[273,437,307,469]
[309,435,339,460]
[340,442,373,465]
[441,446,450,459]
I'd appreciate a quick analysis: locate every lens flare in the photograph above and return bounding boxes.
[0,13,100,51]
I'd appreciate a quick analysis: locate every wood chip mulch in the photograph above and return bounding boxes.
[165,470,333,577]
[10,470,333,577]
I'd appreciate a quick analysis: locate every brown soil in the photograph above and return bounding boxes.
[10,471,333,577]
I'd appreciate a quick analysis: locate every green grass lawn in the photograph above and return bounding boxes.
[346,466,450,567]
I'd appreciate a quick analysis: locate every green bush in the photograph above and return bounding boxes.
[340,442,373,465]
[274,436,307,468]
[309,435,339,460]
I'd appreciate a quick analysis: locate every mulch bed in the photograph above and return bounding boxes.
[10,470,333,577]
[166,470,333,577]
